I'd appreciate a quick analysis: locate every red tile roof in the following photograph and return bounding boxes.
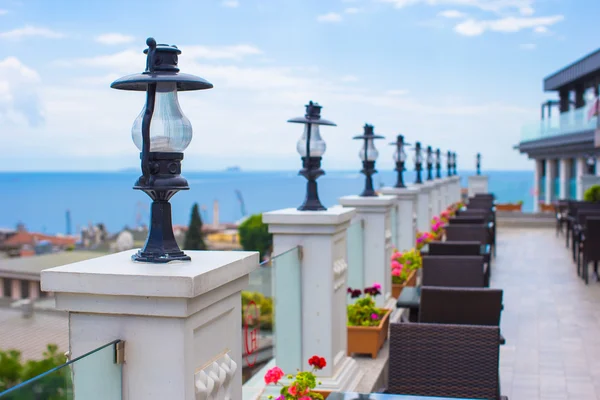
[2,232,77,248]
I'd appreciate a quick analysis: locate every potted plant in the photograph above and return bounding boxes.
[390,249,421,298]
[264,355,328,399]
[496,201,522,212]
[346,284,391,359]
[430,216,445,240]
[416,231,435,251]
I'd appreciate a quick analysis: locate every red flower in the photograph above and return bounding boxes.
[264,366,284,384]
[308,355,327,370]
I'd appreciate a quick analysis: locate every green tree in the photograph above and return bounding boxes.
[238,214,272,260]
[184,203,207,250]
[584,185,600,203]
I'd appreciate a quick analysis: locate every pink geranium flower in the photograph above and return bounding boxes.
[392,267,402,277]
[264,367,284,384]
[391,251,403,261]
[391,260,402,270]
[373,282,381,290]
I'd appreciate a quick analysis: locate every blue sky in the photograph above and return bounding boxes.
[0,0,598,171]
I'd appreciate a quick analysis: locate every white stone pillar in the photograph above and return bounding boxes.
[380,187,418,253]
[263,208,363,392]
[468,175,489,197]
[41,250,259,400]
[339,195,396,308]
[534,159,542,212]
[577,157,586,200]
[0,278,4,298]
[429,180,441,218]
[11,279,21,300]
[29,280,39,300]
[559,158,568,200]
[413,183,433,233]
[437,178,448,210]
[545,159,555,203]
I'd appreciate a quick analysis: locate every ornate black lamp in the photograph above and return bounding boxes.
[435,148,442,179]
[446,150,453,177]
[390,135,410,188]
[414,142,423,184]
[353,124,384,197]
[426,146,434,181]
[476,153,482,175]
[288,101,336,211]
[111,37,213,263]
[586,155,596,175]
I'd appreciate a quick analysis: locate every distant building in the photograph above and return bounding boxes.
[516,48,600,210]
[0,251,107,300]
[1,231,78,258]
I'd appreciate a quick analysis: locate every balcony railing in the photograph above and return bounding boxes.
[0,340,123,399]
[521,105,599,142]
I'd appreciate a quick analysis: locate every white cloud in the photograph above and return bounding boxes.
[345,7,362,13]
[95,33,135,45]
[379,0,535,15]
[341,75,359,82]
[438,9,465,18]
[534,26,548,33]
[183,44,262,60]
[221,0,239,8]
[454,15,563,36]
[386,89,410,96]
[0,57,44,127]
[317,12,343,22]
[519,43,536,50]
[0,25,65,40]
[0,9,8,15]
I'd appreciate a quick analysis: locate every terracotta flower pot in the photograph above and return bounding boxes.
[347,308,392,359]
[391,269,417,298]
[496,203,522,212]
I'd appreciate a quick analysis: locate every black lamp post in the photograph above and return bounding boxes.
[390,135,410,188]
[447,150,453,177]
[426,146,434,181]
[288,101,336,211]
[435,148,442,179]
[353,124,384,197]
[414,142,423,184]
[476,153,481,175]
[587,155,596,175]
[111,37,212,263]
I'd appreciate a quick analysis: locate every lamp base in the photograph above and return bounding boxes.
[298,157,327,211]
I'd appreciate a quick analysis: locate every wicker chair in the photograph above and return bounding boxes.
[429,241,481,256]
[449,216,486,225]
[428,241,489,285]
[389,322,506,399]
[419,286,503,325]
[422,255,486,288]
[566,201,600,248]
[446,224,493,262]
[572,209,600,263]
[555,200,568,237]
[457,208,496,256]
[578,217,600,284]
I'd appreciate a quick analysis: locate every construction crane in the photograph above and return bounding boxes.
[235,190,247,218]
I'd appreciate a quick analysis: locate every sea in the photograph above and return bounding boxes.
[0,170,534,235]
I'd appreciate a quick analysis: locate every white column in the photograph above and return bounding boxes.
[544,159,554,204]
[577,157,586,200]
[11,279,21,300]
[534,159,542,212]
[380,187,418,253]
[467,175,489,197]
[559,158,568,200]
[413,183,433,233]
[41,250,259,400]
[0,278,4,298]
[429,180,441,217]
[263,207,363,392]
[339,195,396,308]
[29,280,39,300]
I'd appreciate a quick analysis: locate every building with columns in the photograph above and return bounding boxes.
[516,48,600,211]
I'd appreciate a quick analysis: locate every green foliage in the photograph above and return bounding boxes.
[516,200,524,206]
[241,291,273,331]
[584,185,600,203]
[277,371,324,399]
[0,344,70,399]
[238,214,272,259]
[184,203,207,250]
[347,296,384,327]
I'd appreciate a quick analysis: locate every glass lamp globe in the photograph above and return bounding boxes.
[359,139,379,161]
[393,147,407,162]
[414,152,423,164]
[426,152,433,164]
[131,82,193,152]
[296,123,326,158]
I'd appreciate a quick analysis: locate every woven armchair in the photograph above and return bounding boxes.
[449,216,486,225]
[389,322,507,399]
[422,255,486,288]
[578,217,600,284]
[572,209,600,264]
[428,241,481,256]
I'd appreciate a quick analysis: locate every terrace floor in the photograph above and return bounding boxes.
[495,227,600,400]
